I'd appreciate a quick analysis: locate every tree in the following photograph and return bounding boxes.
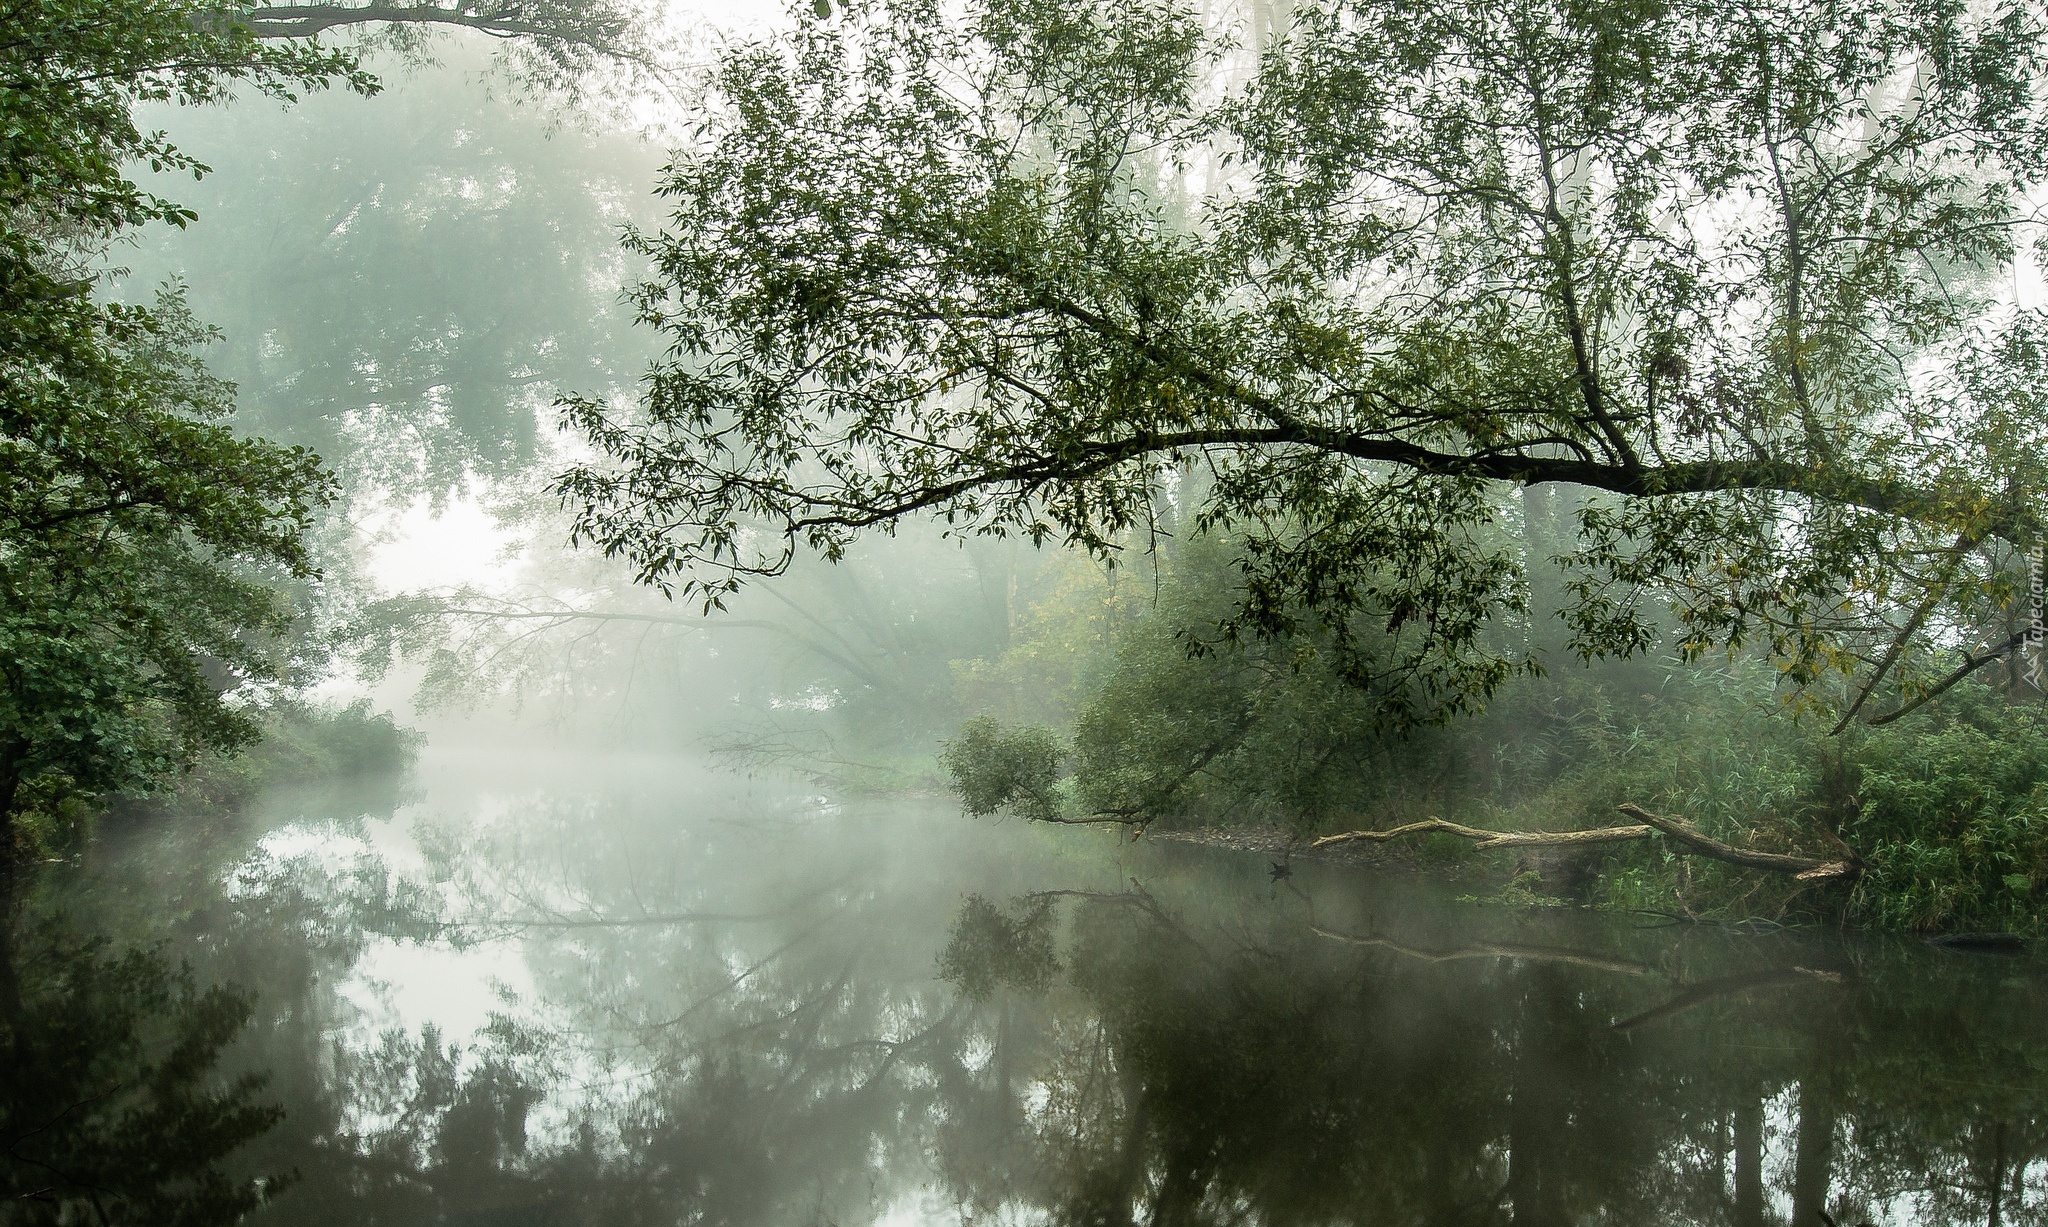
[558,0,2048,730]
[124,62,665,501]
[0,0,369,849]
[238,0,676,106]
[0,923,285,1225]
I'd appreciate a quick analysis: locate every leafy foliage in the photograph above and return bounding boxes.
[0,0,371,843]
[944,525,2048,930]
[940,715,1064,822]
[126,59,663,501]
[936,893,1058,1001]
[563,0,2048,729]
[0,926,284,1225]
[240,0,685,114]
[1850,694,2048,932]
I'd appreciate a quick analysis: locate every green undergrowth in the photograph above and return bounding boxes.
[172,699,422,809]
[943,674,2048,935]
[13,700,420,860]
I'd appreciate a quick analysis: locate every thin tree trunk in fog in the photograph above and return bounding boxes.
[966,540,1013,656]
[1790,1082,1836,1227]
[1523,484,1558,651]
[1734,1101,1765,1227]
[1250,0,1293,50]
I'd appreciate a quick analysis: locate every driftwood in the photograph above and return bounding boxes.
[1311,804,1861,883]
[1310,816,1651,852]
[1614,804,1860,882]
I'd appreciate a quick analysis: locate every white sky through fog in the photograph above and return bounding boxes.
[363,496,518,595]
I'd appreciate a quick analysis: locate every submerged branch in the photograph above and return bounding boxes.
[1311,926,1653,976]
[1611,966,1846,1032]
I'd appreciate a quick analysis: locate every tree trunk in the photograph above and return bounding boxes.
[1311,806,1859,883]
[244,3,567,41]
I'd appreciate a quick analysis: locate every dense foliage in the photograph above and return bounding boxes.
[0,0,371,847]
[126,61,662,500]
[935,522,2048,932]
[939,716,1064,823]
[0,923,283,1224]
[562,0,2048,730]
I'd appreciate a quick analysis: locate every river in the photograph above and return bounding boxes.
[4,749,2043,1225]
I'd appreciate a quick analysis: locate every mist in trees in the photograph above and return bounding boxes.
[13,0,2048,921]
[8,0,2048,1219]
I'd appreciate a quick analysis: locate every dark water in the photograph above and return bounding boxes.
[4,751,2045,1225]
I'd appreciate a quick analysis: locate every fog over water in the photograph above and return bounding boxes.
[6,751,2036,1225]
[14,0,2048,1222]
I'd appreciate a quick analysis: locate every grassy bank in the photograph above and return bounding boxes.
[942,666,2048,934]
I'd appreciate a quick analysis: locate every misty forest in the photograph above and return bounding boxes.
[9,0,2048,1221]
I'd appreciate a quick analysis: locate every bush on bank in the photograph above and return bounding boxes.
[13,700,420,859]
[944,637,2048,934]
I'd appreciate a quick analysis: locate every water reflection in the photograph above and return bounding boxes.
[0,903,284,1224]
[10,755,2048,1225]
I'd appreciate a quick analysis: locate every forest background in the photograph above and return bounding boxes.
[6,0,2048,938]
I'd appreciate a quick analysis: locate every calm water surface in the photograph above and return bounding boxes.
[6,750,2046,1225]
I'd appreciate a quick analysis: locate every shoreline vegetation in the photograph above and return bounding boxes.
[939,660,2048,937]
[12,701,421,862]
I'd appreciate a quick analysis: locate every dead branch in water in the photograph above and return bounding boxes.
[1310,817,1651,852]
[1614,804,1860,882]
[1309,806,1860,883]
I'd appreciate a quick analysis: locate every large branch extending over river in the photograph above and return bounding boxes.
[764,284,2037,546]
[244,3,571,39]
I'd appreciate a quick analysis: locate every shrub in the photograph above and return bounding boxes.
[1848,696,2048,933]
[940,716,1065,822]
[937,894,1060,1000]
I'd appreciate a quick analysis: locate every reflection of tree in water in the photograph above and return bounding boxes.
[24,788,2048,1226]
[216,794,997,1226]
[0,902,285,1225]
[933,890,2048,1227]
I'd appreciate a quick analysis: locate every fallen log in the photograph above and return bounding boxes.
[1310,816,1651,852]
[1309,805,1861,882]
[1614,804,1860,882]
